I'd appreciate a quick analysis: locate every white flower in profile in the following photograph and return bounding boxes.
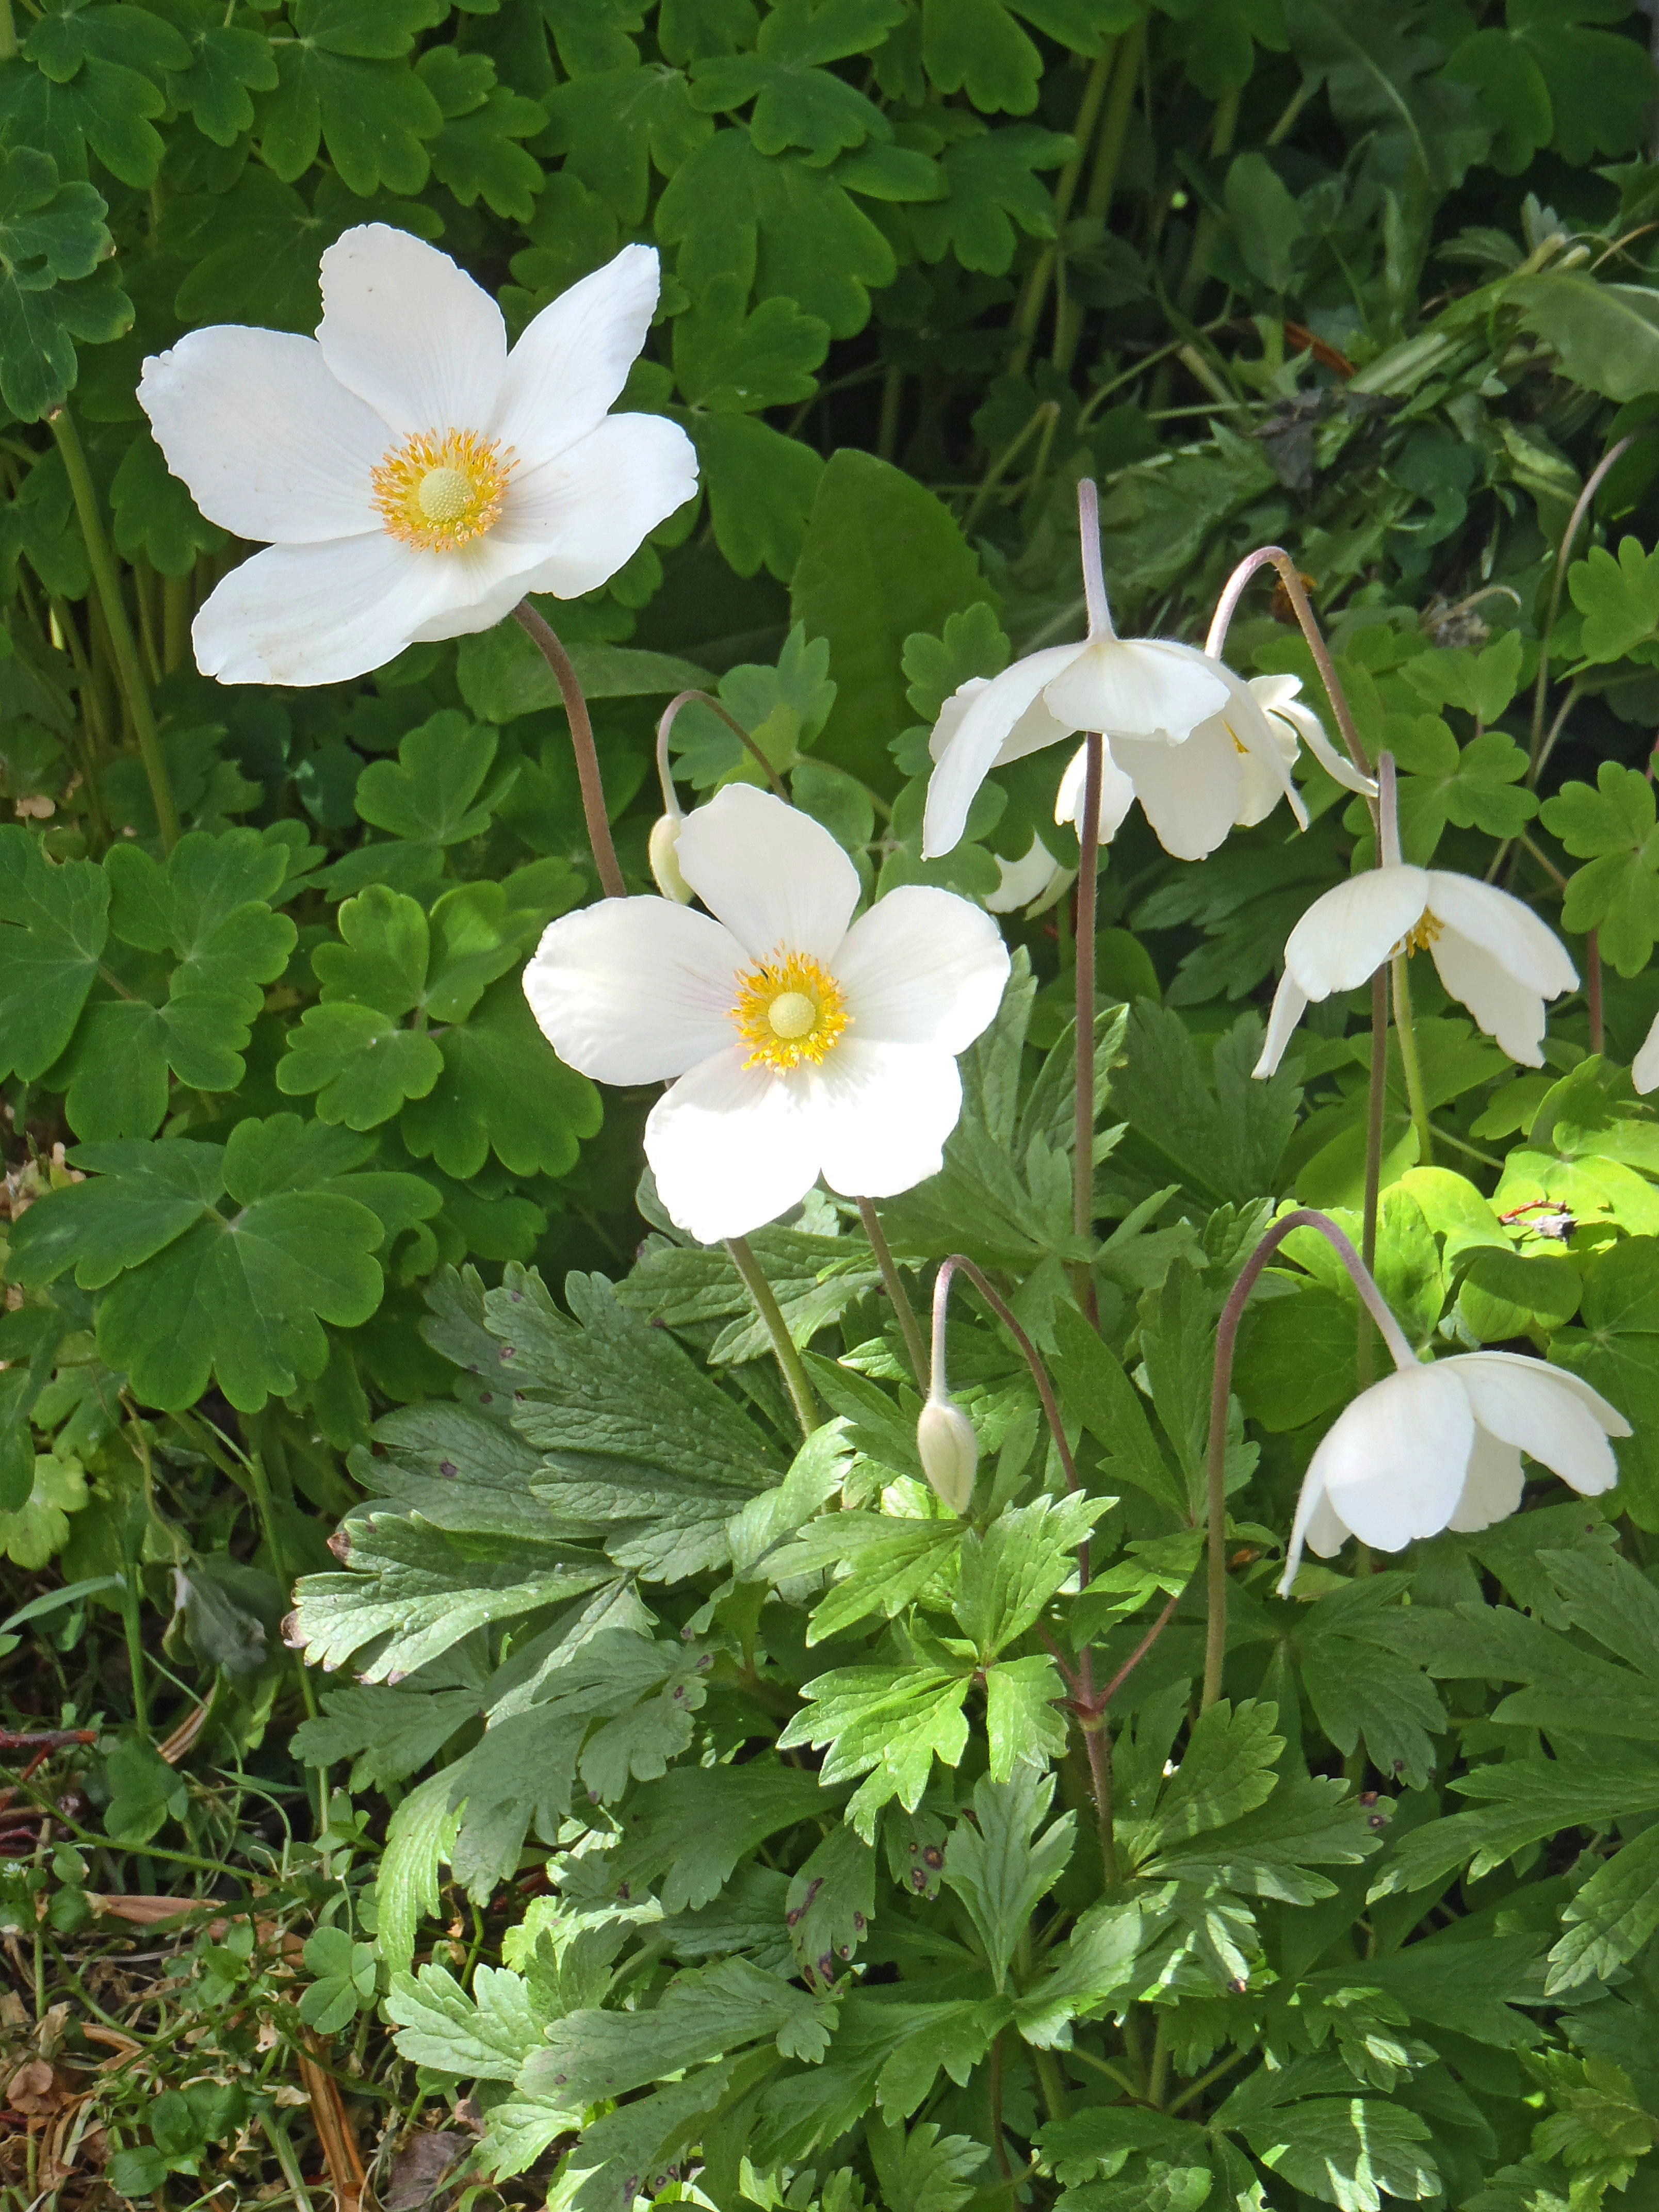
[1253,854,1579,1078]
[1279,1351,1628,1596]
[522,788,1010,1243]
[138,225,696,688]
[984,832,1070,915]
[1048,670,1347,864]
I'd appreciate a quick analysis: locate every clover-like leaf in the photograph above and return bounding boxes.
[1540,761,1659,974]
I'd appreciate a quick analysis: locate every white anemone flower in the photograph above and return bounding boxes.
[1279,1351,1628,1596]
[1253,860,1579,1078]
[522,787,1011,1243]
[138,225,697,687]
[984,833,1069,914]
[1049,671,1344,864]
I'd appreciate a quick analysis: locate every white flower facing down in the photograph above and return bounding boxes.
[984,832,1070,915]
[138,225,697,688]
[1254,864,1579,1077]
[1279,1352,1629,1596]
[523,787,1011,1243]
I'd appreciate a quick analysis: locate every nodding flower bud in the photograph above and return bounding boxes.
[917,1395,978,1515]
[648,812,693,903]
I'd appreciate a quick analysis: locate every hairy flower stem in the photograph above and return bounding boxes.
[513,602,626,900]
[1203,1210,1413,1706]
[727,1233,818,1438]
[856,1198,929,1392]
[1531,432,1637,773]
[1375,757,1434,1167]
[1073,732,1103,1327]
[656,690,788,808]
[1359,966,1388,1388]
[1205,544,1374,791]
[50,405,180,853]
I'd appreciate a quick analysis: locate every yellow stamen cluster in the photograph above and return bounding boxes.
[370,427,514,552]
[731,948,849,1072]
[1395,910,1444,958]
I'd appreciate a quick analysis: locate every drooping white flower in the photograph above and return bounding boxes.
[138,225,697,688]
[917,1395,979,1513]
[1048,671,1347,864]
[1254,864,1578,1077]
[1278,1352,1628,1596]
[523,787,1011,1243]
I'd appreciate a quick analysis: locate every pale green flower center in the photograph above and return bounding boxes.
[768,990,818,1040]
[417,466,474,523]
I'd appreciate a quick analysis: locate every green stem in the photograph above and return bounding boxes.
[245,1438,320,1726]
[162,571,191,675]
[1530,434,1636,774]
[1052,20,1145,375]
[726,1234,818,1437]
[962,400,1056,538]
[0,1,14,60]
[1148,2014,1172,2108]
[1033,2044,1071,2124]
[1391,954,1434,1167]
[1009,42,1118,376]
[1081,1709,1117,1885]
[118,1564,149,1738]
[856,1197,929,1393]
[260,2109,317,2212]
[49,406,180,853]
[987,2031,1013,2185]
[1358,967,1387,1390]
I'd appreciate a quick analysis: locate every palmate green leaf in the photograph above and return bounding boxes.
[773,1511,962,1642]
[909,124,1072,275]
[0,825,107,1080]
[690,0,903,158]
[292,1680,481,1792]
[1510,272,1659,405]
[353,712,502,845]
[787,1818,877,1985]
[953,1493,1107,1660]
[0,144,123,419]
[600,1760,828,1915]
[1213,2062,1440,2211]
[1567,538,1659,663]
[543,61,712,226]
[256,0,445,197]
[9,1116,420,1412]
[279,1004,443,1130]
[1120,1698,1283,1868]
[1540,763,1659,975]
[1,23,174,190]
[491,1268,784,1580]
[415,47,546,222]
[399,977,600,1180]
[1371,1760,1659,1899]
[984,1653,1071,1781]
[869,2115,987,2212]
[521,1955,832,2109]
[1291,1575,1447,1788]
[942,1767,1075,1990]
[1142,1774,1383,1905]
[779,1663,973,1838]
[286,1516,609,1681]
[1548,1824,1659,1994]
[684,406,827,580]
[1112,1001,1300,1209]
[618,1223,878,1364]
[674,271,829,411]
[921,0,1042,113]
[156,0,278,146]
[386,1961,545,2082]
[657,125,897,341]
[109,431,224,576]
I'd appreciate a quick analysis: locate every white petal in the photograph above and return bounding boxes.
[928,678,988,763]
[1310,1362,1476,1550]
[491,413,698,600]
[1428,928,1550,1065]
[1054,739,1137,843]
[922,645,1082,857]
[1111,725,1241,861]
[138,330,385,545]
[1249,673,1305,716]
[813,1040,963,1200]
[1449,1352,1629,1493]
[522,898,745,1084]
[1635,1009,1659,1095]
[1040,637,1229,743]
[834,886,1010,1049]
[192,535,460,688]
[493,245,660,464]
[646,1048,820,1243]
[1284,867,1430,998]
[675,786,859,964]
[1215,671,1308,829]
[1252,673,1375,797]
[1445,1425,1525,1533]
[1424,873,1578,999]
[985,835,1063,913]
[317,224,506,436]
[1254,972,1310,1077]
[1278,1464,1352,1595]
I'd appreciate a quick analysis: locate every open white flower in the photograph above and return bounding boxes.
[1254,863,1578,1077]
[523,787,1010,1243]
[138,225,697,688]
[1279,1352,1628,1595]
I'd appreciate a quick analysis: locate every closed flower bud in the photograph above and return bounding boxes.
[917,1395,978,1514]
[648,812,693,902]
